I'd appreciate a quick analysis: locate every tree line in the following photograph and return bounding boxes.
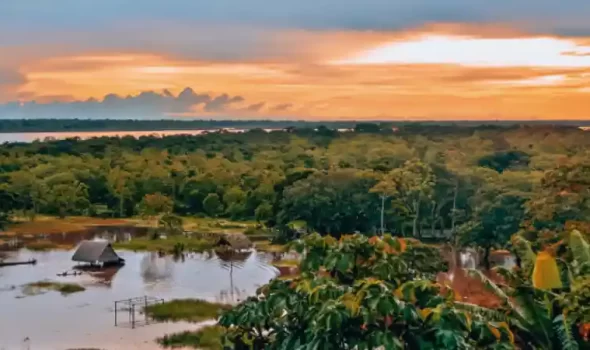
[1,124,589,251]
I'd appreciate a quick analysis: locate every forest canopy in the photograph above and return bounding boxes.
[1,123,589,243]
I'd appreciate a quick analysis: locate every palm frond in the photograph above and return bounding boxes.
[569,230,590,266]
[466,269,525,321]
[553,314,579,350]
[511,235,536,273]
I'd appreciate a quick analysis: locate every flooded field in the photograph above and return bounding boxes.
[0,244,278,349]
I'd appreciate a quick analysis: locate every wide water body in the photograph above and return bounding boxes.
[0,128,280,143]
[0,247,278,349]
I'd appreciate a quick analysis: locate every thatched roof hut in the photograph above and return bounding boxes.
[72,240,124,265]
[214,233,252,251]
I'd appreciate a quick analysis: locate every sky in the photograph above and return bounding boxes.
[2,1,590,120]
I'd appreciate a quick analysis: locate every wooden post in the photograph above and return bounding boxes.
[131,304,135,329]
[145,296,149,325]
[114,301,118,326]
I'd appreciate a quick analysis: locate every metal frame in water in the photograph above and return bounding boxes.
[114,296,164,329]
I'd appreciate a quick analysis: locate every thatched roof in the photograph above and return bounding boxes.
[214,233,252,251]
[72,240,121,263]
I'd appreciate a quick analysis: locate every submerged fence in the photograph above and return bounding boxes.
[114,296,164,329]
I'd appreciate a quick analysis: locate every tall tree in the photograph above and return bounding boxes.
[203,193,223,217]
[138,193,173,220]
[106,166,133,217]
[372,159,435,237]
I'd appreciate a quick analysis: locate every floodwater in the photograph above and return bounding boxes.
[0,128,281,143]
[0,243,279,349]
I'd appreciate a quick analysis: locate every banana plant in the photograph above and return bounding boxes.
[466,230,590,349]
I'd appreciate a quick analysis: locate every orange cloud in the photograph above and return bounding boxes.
[4,24,590,120]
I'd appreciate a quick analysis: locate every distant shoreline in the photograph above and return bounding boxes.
[0,118,588,133]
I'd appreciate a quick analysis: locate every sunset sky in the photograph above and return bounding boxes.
[2,1,590,120]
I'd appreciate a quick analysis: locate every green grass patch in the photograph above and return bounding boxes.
[255,240,286,253]
[23,281,85,296]
[113,236,214,253]
[157,325,224,349]
[6,216,132,236]
[272,259,299,268]
[24,240,74,251]
[146,299,231,323]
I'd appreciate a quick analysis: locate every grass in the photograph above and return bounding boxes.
[23,281,86,296]
[4,216,131,236]
[272,259,299,268]
[4,216,258,237]
[255,240,286,253]
[157,325,224,350]
[182,217,257,234]
[24,239,73,251]
[146,299,231,323]
[113,236,214,253]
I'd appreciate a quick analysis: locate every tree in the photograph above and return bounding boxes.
[219,234,514,349]
[158,213,184,236]
[279,170,379,236]
[224,186,247,219]
[459,170,531,269]
[8,171,46,220]
[459,193,526,269]
[527,162,590,230]
[372,159,435,237]
[38,171,91,218]
[138,193,173,220]
[254,202,273,223]
[203,193,223,217]
[106,166,133,217]
[0,183,15,229]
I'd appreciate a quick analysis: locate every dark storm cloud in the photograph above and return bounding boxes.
[0,88,256,119]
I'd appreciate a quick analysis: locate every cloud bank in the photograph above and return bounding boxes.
[0,88,269,119]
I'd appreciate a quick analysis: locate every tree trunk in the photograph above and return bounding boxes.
[380,195,386,235]
[451,180,459,243]
[412,200,420,238]
[483,246,491,270]
[119,196,124,218]
[430,202,437,238]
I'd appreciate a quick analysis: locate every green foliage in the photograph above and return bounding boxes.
[158,213,184,235]
[471,233,590,349]
[138,192,173,218]
[254,202,273,223]
[218,234,514,349]
[113,236,213,252]
[278,169,380,235]
[23,281,86,296]
[0,183,15,229]
[203,193,224,217]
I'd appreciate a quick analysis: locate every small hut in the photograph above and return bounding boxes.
[72,240,125,267]
[214,233,252,251]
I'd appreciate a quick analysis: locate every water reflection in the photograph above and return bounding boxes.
[0,247,278,349]
[140,253,174,283]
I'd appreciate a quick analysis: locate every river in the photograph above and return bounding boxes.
[0,237,278,349]
[0,128,276,143]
